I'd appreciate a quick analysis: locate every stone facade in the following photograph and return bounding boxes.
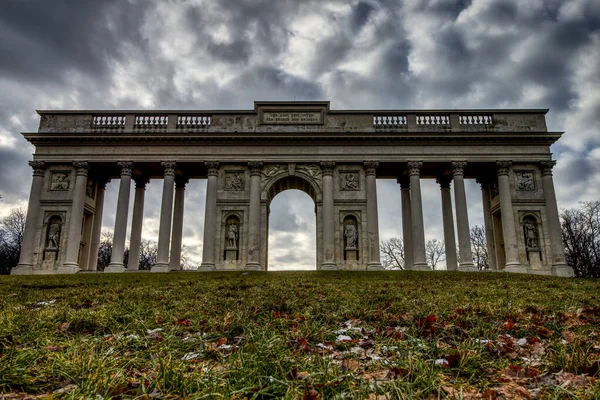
[12,101,572,276]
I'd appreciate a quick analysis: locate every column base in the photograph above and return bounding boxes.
[169,264,181,272]
[504,262,527,273]
[104,264,126,273]
[11,264,34,275]
[151,263,171,273]
[552,263,574,277]
[199,263,216,272]
[458,263,477,272]
[56,263,81,274]
[245,263,262,271]
[412,263,431,271]
[367,263,384,271]
[320,262,338,270]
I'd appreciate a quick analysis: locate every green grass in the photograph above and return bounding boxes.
[0,271,599,399]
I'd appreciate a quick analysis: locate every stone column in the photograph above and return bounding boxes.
[61,161,89,273]
[452,161,475,271]
[106,161,133,273]
[477,176,497,271]
[127,177,148,271]
[320,161,337,270]
[87,178,109,271]
[245,161,263,270]
[200,162,219,270]
[540,160,573,277]
[152,161,177,272]
[12,161,46,274]
[408,161,429,270]
[496,161,524,272]
[398,176,414,270]
[170,176,188,271]
[364,161,383,270]
[437,176,458,271]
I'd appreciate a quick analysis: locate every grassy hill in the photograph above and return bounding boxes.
[0,271,599,399]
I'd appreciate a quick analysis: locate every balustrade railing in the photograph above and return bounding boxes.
[177,115,211,128]
[416,114,450,125]
[92,115,125,129]
[134,115,169,129]
[373,115,407,128]
[459,115,493,125]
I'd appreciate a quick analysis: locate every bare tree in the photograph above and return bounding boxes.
[561,201,600,278]
[96,231,113,271]
[2,207,26,254]
[380,237,405,270]
[139,239,158,270]
[470,225,489,270]
[0,207,27,274]
[425,239,445,270]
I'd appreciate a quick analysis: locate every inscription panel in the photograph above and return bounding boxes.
[261,111,322,125]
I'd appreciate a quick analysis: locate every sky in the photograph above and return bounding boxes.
[0,0,599,270]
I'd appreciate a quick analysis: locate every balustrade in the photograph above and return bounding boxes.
[92,115,125,129]
[177,115,211,128]
[373,115,407,128]
[459,115,493,125]
[416,114,450,125]
[134,115,169,129]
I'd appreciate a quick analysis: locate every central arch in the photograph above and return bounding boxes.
[263,174,322,270]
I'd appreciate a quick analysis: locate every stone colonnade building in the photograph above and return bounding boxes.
[12,101,572,276]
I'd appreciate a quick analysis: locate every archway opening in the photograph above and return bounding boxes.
[267,186,317,271]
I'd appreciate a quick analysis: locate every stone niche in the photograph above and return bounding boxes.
[522,214,543,270]
[342,214,360,263]
[223,214,241,264]
[41,214,63,271]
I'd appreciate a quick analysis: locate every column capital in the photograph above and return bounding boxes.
[175,176,189,189]
[364,161,379,176]
[496,161,512,176]
[29,161,45,176]
[117,161,134,176]
[134,176,149,189]
[205,161,220,176]
[540,160,556,176]
[320,161,335,175]
[248,161,263,176]
[436,175,452,189]
[451,161,467,176]
[407,161,423,176]
[397,175,410,189]
[161,161,177,176]
[73,161,89,177]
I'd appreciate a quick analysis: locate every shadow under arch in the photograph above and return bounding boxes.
[263,173,322,270]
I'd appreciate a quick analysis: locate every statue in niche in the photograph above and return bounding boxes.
[86,179,95,198]
[344,220,358,249]
[225,173,243,190]
[46,220,62,249]
[227,222,238,249]
[51,172,70,190]
[516,171,535,191]
[343,173,358,190]
[524,219,538,249]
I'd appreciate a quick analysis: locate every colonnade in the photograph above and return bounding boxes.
[15,158,569,275]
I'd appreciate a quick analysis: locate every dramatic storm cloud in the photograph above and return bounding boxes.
[0,0,599,269]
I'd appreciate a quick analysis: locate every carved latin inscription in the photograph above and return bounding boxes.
[262,111,322,125]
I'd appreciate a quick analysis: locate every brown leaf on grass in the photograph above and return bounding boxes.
[494,382,531,399]
[302,386,319,400]
[362,369,390,381]
[176,318,191,326]
[503,320,515,331]
[44,345,63,352]
[340,359,361,372]
[554,371,593,388]
[384,326,406,340]
[58,322,70,332]
[562,330,576,343]
[443,385,496,399]
[536,327,553,338]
